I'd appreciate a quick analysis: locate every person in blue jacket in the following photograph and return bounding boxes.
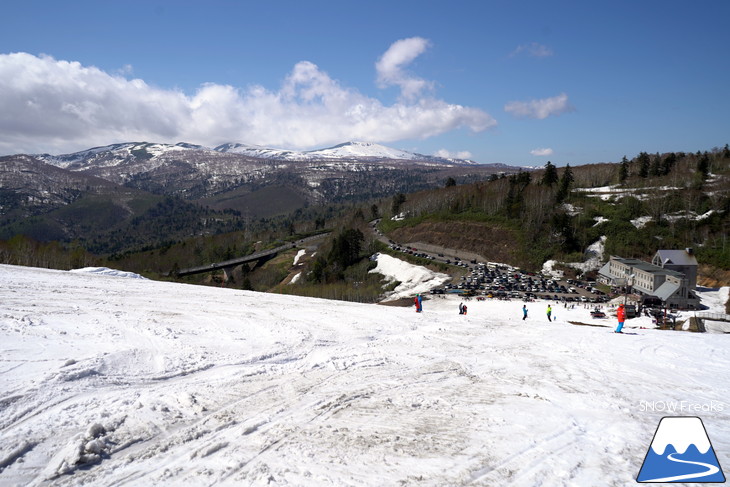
[414,294,423,312]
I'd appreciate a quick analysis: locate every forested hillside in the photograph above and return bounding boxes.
[378,147,730,276]
[2,146,729,294]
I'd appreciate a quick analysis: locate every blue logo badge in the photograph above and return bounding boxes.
[637,416,725,483]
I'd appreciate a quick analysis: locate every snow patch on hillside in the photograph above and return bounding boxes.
[369,253,449,301]
[568,236,607,273]
[293,249,306,266]
[70,267,147,279]
[543,236,607,277]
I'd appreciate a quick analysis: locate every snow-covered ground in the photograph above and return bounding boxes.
[1,263,729,486]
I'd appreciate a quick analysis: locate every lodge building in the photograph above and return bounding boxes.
[598,249,700,309]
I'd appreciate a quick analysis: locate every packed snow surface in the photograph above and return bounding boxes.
[1,264,729,486]
[70,267,148,280]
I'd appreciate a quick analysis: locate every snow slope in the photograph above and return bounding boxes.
[1,264,728,486]
[215,141,477,164]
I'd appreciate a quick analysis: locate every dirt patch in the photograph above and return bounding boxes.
[377,297,417,307]
[698,264,730,288]
[568,321,612,328]
[390,221,520,266]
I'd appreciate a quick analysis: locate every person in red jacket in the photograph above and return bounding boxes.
[414,294,422,312]
[615,304,626,333]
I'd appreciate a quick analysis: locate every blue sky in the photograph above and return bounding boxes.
[1,0,728,166]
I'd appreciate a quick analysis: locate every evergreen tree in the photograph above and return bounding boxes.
[618,156,629,182]
[370,204,379,220]
[541,161,559,186]
[328,229,364,270]
[445,176,457,188]
[697,152,710,179]
[661,153,677,176]
[391,193,406,216]
[556,164,574,203]
[649,154,661,177]
[637,152,650,178]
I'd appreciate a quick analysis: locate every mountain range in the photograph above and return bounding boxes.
[0,140,520,253]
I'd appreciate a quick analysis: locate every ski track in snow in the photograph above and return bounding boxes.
[0,264,728,486]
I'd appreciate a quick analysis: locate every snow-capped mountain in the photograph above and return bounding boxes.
[650,417,712,455]
[214,141,479,165]
[1,141,519,247]
[23,140,513,208]
[38,142,207,170]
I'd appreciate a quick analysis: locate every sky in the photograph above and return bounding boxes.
[0,0,728,166]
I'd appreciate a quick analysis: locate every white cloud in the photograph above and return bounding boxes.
[504,93,573,119]
[530,147,554,156]
[375,37,433,100]
[435,149,473,160]
[510,42,554,58]
[117,64,134,76]
[0,46,496,155]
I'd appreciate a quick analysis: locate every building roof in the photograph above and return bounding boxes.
[610,256,682,278]
[655,249,698,267]
[632,262,682,277]
[653,280,681,301]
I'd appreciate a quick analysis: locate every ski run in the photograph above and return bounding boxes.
[1,262,728,486]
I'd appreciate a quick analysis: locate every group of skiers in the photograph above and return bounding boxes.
[413,295,628,332]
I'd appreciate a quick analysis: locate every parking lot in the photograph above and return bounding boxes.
[371,220,610,304]
[384,242,608,303]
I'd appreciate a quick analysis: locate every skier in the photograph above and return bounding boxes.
[547,304,552,322]
[459,302,464,315]
[414,293,422,313]
[522,305,528,320]
[615,303,626,333]
[462,304,468,315]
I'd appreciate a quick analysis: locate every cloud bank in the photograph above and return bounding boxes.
[504,93,573,120]
[510,42,554,58]
[530,147,554,156]
[435,149,473,160]
[0,40,496,155]
[375,37,433,100]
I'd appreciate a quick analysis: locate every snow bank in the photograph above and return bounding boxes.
[369,253,449,301]
[593,216,609,226]
[631,216,652,228]
[70,267,147,279]
[293,249,306,266]
[542,236,606,277]
[570,236,606,273]
[541,260,564,279]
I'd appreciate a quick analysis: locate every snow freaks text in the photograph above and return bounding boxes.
[639,401,724,413]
